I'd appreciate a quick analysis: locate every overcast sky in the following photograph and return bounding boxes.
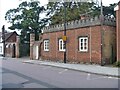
[0,0,119,32]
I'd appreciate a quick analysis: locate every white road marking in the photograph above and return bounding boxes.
[87,74,119,80]
[108,76,112,79]
[89,76,107,80]
[107,76,119,79]
[59,69,68,74]
[87,73,91,80]
[87,73,107,80]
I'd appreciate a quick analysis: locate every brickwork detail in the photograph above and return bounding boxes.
[30,34,35,60]
[42,16,115,33]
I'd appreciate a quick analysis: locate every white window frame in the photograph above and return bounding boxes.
[44,40,49,51]
[59,39,65,52]
[6,44,9,48]
[79,37,88,52]
[0,46,2,53]
[0,37,3,42]
[0,43,3,54]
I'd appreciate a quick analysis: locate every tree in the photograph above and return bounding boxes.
[5,0,49,57]
[45,1,100,25]
[45,1,116,25]
[5,0,48,41]
[103,3,116,18]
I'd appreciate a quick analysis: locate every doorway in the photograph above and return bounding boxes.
[12,44,16,58]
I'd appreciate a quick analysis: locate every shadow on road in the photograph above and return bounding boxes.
[2,68,58,88]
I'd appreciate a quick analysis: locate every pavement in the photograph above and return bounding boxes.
[2,57,120,78]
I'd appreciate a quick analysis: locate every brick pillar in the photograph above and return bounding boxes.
[30,34,35,60]
[39,33,42,40]
[16,36,20,58]
[39,33,43,59]
[116,2,120,62]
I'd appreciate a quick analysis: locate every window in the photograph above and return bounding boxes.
[6,44,10,48]
[79,37,88,52]
[0,37,3,42]
[0,46,2,53]
[59,39,65,51]
[44,40,49,51]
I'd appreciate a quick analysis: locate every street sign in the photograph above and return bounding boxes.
[62,36,67,41]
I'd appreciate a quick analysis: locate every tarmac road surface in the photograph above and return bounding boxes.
[0,57,119,89]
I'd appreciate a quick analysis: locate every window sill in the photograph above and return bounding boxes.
[59,50,66,52]
[78,51,88,53]
[44,50,49,52]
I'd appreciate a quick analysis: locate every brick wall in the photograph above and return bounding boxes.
[5,32,17,57]
[6,32,17,42]
[103,26,116,64]
[116,2,120,61]
[41,25,115,64]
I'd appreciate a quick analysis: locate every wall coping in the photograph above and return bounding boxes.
[42,16,116,33]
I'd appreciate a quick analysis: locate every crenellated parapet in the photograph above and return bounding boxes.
[42,15,116,33]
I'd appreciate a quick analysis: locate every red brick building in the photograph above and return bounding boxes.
[115,1,120,62]
[4,31,19,58]
[39,16,116,65]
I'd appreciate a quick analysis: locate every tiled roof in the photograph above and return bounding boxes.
[0,31,18,41]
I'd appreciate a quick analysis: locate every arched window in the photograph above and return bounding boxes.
[59,39,65,51]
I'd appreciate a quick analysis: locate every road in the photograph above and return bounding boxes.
[0,57,119,89]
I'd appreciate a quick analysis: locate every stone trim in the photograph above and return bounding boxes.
[42,16,116,33]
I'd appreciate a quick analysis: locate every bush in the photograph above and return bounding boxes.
[114,61,120,67]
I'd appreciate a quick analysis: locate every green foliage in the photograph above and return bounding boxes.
[46,1,116,25]
[46,1,100,25]
[114,61,120,67]
[19,43,30,57]
[5,0,49,56]
[103,3,116,18]
[5,0,48,41]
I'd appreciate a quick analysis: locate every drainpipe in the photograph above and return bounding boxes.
[100,0,105,66]
[90,27,92,63]
[63,2,67,63]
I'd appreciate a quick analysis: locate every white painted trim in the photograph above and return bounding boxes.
[0,37,3,42]
[79,37,88,52]
[44,40,49,51]
[0,43,3,55]
[36,46,39,59]
[59,39,65,52]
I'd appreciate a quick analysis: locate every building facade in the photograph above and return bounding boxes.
[37,16,116,65]
[30,34,40,60]
[115,1,120,62]
[0,32,3,55]
[0,31,20,58]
